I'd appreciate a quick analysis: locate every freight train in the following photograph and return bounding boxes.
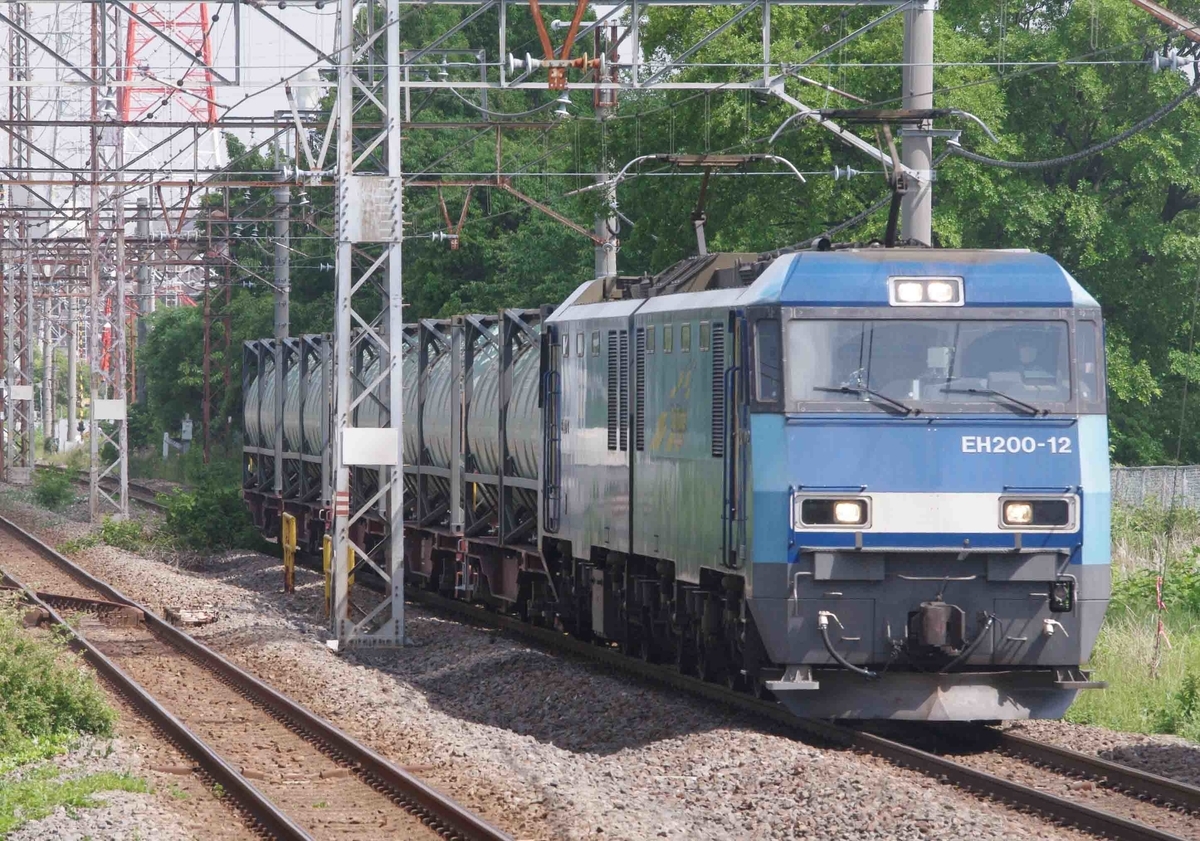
[243,247,1110,720]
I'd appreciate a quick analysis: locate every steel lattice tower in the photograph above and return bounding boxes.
[118,2,217,125]
[3,0,35,485]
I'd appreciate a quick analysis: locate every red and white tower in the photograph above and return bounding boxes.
[119,3,218,125]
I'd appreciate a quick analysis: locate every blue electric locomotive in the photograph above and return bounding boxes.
[243,246,1109,721]
[542,247,1107,720]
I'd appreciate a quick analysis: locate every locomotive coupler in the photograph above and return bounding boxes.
[907,598,967,655]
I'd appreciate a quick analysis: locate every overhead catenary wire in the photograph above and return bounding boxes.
[949,65,1200,170]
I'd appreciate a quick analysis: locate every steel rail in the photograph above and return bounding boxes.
[405,587,1193,841]
[0,568,314,841]
[993,730,1200,815]
[0,514,512,841]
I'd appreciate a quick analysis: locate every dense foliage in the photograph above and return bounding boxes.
[0,598,115,754]
[134,0,1200,465]
[31,470,74,512]
[160,477,263,551]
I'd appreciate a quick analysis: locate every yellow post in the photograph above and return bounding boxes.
[281,513,296,594]
[346,545,355,595]
[322,533,332,617]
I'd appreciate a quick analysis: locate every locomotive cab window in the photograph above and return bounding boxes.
[591,331,600,356]
[663,324,673,353]
[755,318,783,403]
[562,332,569,357]
[700,322,711,352]
[681,324,692,353]
[786,318,1072,413]
[1077,319,1103,409]
[647,324,656,353]
[577,332,585,357]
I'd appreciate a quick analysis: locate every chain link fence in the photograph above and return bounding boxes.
[1111,466,1200,509]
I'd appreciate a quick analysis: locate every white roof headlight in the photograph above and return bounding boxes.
[925,280,956,303]
[895,281,924,303]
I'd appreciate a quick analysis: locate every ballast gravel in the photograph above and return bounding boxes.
[1,487,1195,839]
[2,732,250,841]
[1003,719,1200,787]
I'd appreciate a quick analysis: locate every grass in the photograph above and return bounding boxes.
[0,600,145,837]
[0,765,148,836]
[1067,609,1200,739]
[0,599,115,753]
[127,446,240,487]
[1068,503,1200,740]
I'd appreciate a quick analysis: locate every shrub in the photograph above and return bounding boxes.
[99,517,145,553]
[0,597,115,755]
[31,470,74,511]
[57,533,100,556]
[160,479,259,551]
[1152,671,1200,742]
[1111,551,1200,617]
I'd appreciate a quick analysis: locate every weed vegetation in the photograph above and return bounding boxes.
[0,599,114,753]
[31,470,74,512]
[0,599,139,835]
[159,471,263,552]
[98,517,145,553]
[1068,504,1200,740]
[0,765,148,836]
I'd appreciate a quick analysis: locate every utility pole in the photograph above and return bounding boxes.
[135,197,151,405]
[272,168,289,495]
[594,26,619,278]
[594,171,617,278]
[67,278,76,446]
[900,1,935,247]
[273,169,290,340]
[40,300,51,442]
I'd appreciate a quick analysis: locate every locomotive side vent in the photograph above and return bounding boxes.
[635,327,646,451]
[619,329,630,451]
[711,322,726,458]
[607,331,619,451]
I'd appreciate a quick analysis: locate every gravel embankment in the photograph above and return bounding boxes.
[3,485,1188,840]
[2,726,253,841]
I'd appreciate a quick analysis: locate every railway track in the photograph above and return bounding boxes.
[0,516,511,841]
[405,586,1200,841]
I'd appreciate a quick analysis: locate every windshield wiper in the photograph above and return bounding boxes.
[939,386,1043,416]
[814,385,915,415]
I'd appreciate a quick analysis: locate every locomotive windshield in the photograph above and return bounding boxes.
[786,319,1084,413]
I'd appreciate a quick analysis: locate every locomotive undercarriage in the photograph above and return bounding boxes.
[399,530,775,693]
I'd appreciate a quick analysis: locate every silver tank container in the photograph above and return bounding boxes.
[406,325,541,512]
[245,352,327,456]
[247,325,541,515]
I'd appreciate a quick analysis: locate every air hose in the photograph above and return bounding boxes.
[939,613,997,675]
[818,611,878,680]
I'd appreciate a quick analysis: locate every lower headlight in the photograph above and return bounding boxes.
[834,501,866,524]
[1001,499,1071,527]
[798,498,869,527]
[1003,501,1033,525]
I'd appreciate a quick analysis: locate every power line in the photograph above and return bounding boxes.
[950,67,1200,170]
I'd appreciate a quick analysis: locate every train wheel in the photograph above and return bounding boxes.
[695,631,727,684]
[674,629,697,675]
